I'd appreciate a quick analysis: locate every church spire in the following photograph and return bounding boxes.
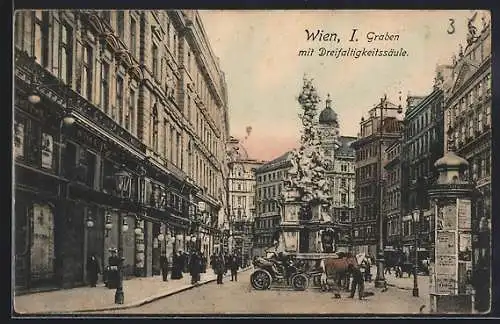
[326,93,332,109]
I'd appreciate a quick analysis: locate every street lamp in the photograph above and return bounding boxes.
[412,209,420,297]
[114,167,131,305]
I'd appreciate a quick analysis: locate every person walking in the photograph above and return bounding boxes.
[230,254,239,281]
[171,251,183,280]
[348,264,365,300]
[86,254,101,287]
[189,251,202,284]
[160,254,169,281]
[213,253,226,284]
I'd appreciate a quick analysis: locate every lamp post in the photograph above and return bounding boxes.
[412,209,420,297]
[114,167,131,304]
[374,94,403,288]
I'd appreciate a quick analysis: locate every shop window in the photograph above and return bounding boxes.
[14,119,26,159]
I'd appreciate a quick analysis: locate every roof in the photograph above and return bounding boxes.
[336,136,356,157]
[434,151,469,169]
[318,94,338,125]
[255,150,294,173]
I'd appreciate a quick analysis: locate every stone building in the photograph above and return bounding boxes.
[13,10,229,291]
[252,151,292,257]
[226,136,264,263]
[383,139,402,249]
[351,99,403,255]
[400,79,447,257]
[441,13,491,311]
[316,96,356,250]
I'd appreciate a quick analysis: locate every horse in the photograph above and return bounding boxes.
[319,253,368,297]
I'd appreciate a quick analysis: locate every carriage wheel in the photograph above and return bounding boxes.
[291,273,309,291]
[250,270,272,290]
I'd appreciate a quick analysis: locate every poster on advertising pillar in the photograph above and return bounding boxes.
[457,199,472,231]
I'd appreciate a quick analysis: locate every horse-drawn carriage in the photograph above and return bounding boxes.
[250,251,370,293]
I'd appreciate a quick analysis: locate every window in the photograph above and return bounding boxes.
[15,12,25,49]
[86,151,96,188]
[117,11,125,38]
[152,43,159,79]
[81,46,93,100]
[100,62,110,113]
[152,104,159,151]
[33,11,49,67]
[128,87,136,132]
[341,193,347,205]
[59,23,73,84]
[116,76,124,124]
[130,17,137,57]
[163,119,168,158]
[341,178,346,188]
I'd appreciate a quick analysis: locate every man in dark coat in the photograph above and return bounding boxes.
[160,254,169,281]
[348,264,365,300]
[213,253,226,284]
[189,251,202,284]
[86,254,101,287]
[230,254,240,281]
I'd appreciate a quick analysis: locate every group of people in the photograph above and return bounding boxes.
[161,250,208,284]
[210,252,242,284]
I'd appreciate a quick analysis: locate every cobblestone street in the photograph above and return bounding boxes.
[94,270,429,315]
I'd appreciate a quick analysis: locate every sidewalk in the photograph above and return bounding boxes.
[14,267,252,315]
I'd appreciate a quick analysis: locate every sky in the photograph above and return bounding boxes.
[199,10,488,161]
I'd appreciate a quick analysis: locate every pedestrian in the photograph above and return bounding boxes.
[348,264,365,300]
[189,250,202,284]
[160,254,169,281]
[213,253,225,284]
[230,254,239,281]
[171,251,183,280]
[183,252,190,273]
[106,248,121,289]
[86,254,101,287]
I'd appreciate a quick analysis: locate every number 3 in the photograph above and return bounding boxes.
[448,19,455,35]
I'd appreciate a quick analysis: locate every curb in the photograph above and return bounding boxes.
[26,267,253,314]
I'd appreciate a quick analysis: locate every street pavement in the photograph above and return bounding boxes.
[14,266,431,315]
[93,269,430,315]
[14,269,249,315]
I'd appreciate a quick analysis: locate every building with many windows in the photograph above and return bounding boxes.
[13,10,229,292]
[226,136,264,263]
[400,77,447,257]
[252,151,292,257]
[351,100,403,255]
[442,14,491,311]
[383,139,402,250]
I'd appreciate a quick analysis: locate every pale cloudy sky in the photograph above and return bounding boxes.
[199,10,486,161]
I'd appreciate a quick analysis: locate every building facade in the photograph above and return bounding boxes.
[252,151,292,257]
[442,14,491,310]
[13,10,229,292]
[226,136,264,264]
[400,82,446,257]
[351,100,403,255]
[383,139,402,249]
